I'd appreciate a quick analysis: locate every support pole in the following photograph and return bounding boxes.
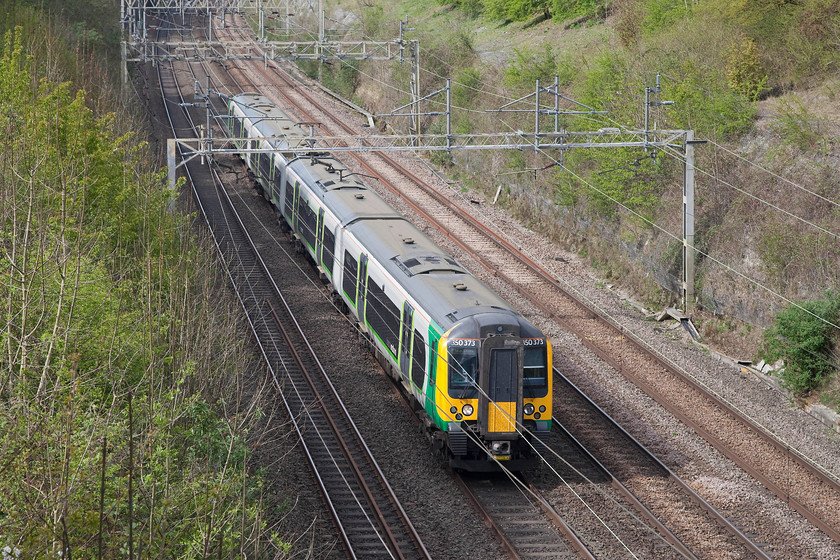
[319,1,325,42]
[259,1,265,42]
[445,79,451,151]
[534,78,540,151]
[121,41,128,85]
[410,40,420,145]
[683,130,696,312]
[168,139,177,191]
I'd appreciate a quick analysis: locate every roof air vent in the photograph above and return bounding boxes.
[403,237,415,244]
[454,282,468,291]
[354,193,365,199]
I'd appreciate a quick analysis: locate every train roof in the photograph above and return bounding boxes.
[230,93,301,143]
[231,93,530,334]
[232,94,395,222]
[348,218,518,331]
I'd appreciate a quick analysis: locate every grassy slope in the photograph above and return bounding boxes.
[321,1,840,399]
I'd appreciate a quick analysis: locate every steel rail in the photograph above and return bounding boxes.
[526,483,596,560]
[453,473,593,560]
[552,368,770,558]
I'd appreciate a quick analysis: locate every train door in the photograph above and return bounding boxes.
[358,254,368,326]
[399,302,414,383]
[273,163,284,209]
[316,208,325,267]
[479,337,523,437]
[290,180,298,232]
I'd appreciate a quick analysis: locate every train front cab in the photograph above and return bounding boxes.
[436,316,552,472]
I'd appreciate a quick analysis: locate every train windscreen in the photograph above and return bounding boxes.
[448,345,478,399]
[524,345,548,398]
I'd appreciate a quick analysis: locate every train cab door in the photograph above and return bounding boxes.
[315,208,325,267]
[399,302,414,383]
[478,337,524,437]
[358,254,368,325]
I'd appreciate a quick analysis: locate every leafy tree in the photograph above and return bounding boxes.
[0,22,283,558]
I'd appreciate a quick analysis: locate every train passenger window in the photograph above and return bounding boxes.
[265,155,272,180]
[524,346,549,399]
[342,252,357,305]
[448,347,478,399]
[366,281,400,358]
[321,227,335,275]
[260,153,271,180]
[297,194,317,249]
[273,168,283,201]
[411,329,425,389]
[232,117,242,146]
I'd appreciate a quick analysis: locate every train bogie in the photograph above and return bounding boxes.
[228,93,553,471]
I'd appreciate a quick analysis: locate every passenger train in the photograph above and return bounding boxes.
[227,93,552,471]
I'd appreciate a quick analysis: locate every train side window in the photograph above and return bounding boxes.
[273,165,283,200]
[322,226,335,275]
[448,347,478,399]
[297,193,316,249]
[366,281,399,358]
[524,346,548,399]
[342,251,357,305]
[232,116,242,145]
[260,152,270,180]
[411,329,426,389]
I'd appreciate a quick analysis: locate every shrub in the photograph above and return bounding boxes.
[641,0,693,35]
[551,0,605,22]
[485,0,551,21]
[761,291,840,394]
[725,37,768,101]
[772,96,828,151]
[505,44,560,88]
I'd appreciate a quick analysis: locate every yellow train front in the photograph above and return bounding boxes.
[429,311,552,472]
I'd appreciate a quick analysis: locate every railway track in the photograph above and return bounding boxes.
[139,10,840,558]
[152,13,430,560]
[215,52,774,556]
[455,473,588,560]
[225,40,840,553]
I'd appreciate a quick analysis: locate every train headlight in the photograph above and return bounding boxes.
[462,404,474,417]
[523,403,535,416]
[491,441,510,455]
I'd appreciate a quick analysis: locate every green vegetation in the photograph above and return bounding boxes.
[0,6,281,557]
[772,96,829,152]
[760,292,840,394]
